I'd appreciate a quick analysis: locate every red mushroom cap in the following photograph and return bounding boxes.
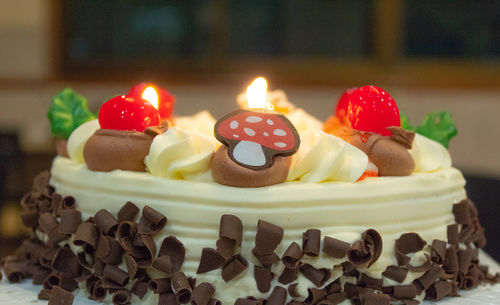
[214,109,300,170]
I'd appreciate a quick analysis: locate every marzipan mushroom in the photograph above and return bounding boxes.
[347,127,415,176]
[212,109,300,187]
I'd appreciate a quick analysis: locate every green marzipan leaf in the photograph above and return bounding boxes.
[400,112,458,148]
[47,88,96,139]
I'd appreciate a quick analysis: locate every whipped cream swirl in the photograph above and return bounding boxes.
[145,127,216,181]
[409,133,452,173]
[173,111,217,140]
[287,129,368,183]
[67,119,100,164]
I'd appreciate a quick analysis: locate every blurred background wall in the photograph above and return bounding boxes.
[0,0,499,259]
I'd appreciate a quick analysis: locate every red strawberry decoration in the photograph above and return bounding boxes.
[334,87,357,124]
[128,83,175,119]
[98,95,160,132]
[346,85,400,136]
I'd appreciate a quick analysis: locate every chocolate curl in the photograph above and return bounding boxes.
[358,273,383,290]
[414,264,444,291]
[197,248,225,274]
[288,283,301,298]
[447,224,459,246]
[363,292,390,305]
[60,196,76,210]
[425,280,453,301]
[390,284,418,299]
[219,214,243,246]
[323,236,350,259]
[216,237,236,260]
[325,292,347,304]
[138,205,167,235]
[387,126,415,149]
[457,249,473,274]
[394,232,427,266]
[325,279,342,294]
[103,264,129,286]
[59,271,80,291]
[117,201,140,222]
[40,247,58,267]
[33,170,50,196]
[58,209,82,234]
[252,249,280,269]
[305,288,326,304]
[43,270,60,290]
[453,199,471,224]
[278,265,299,284]
[300,263,331,287]
[21,210,39,228]
[38,212,58,234]
[254,220,284,254]
[235,298,263,305]
[3,262,28,283]
[124,254,138,279]
[302,229,321,257]
[159,293,181,305]
[131,279,149,299]
[111,290,132,305]
[221,254,248,282]
[342,261,360,277]
[38,289,51,300]
[254,265,274,293]
[48,286,74,305]
[154,236,185,273]
[73,222,99,252]
[430,239,447,265]
[266,286,287,305]
[348,229,383,268]
[171,271,193,304]
[132,234,157,267]
[443,246,459,273]
[52,247,81,276]
[95,234,124,265]
[86,276,105,301]
[282,242,303,268]
[382,265,408,283]
[94,209,119,236]
[208,299,221,305]
[192,282,215,305]
[117,221,137,251]
[32,266,51,285]
[149,278,173,294]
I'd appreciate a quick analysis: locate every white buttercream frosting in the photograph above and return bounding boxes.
[410,134,452,173]
[66,119,100,163]
[288,129,368,183]
[145,127,216,181]
[286,108,323,135]
[50,156,466,304]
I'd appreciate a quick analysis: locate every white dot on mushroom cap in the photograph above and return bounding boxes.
[245,116,263,123]
[230,120,239,129]
[274,142,286,148]
[273,129,286,136]
[244,128,256,136]
[233,134,239,138]
[267,119,274,125]
[263,132,269,136]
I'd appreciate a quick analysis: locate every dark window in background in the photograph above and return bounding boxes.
[63,0,373,70]
[403,0,500,58]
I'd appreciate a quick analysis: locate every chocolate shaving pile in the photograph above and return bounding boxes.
[3,171,499,305]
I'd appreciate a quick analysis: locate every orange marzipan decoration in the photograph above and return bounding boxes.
[357,171,379,182]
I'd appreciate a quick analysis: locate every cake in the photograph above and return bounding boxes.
[2,83,498,305]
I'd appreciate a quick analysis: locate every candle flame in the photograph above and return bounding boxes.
[142,86,159,109]
[247,77,273,110]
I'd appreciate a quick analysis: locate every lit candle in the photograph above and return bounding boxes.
[129,83,175,120]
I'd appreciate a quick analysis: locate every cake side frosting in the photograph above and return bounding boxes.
[50,157,467,304]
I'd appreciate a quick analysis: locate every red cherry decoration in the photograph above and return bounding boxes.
[346,85,400,136]
[98,95,160,132]
[128,82,175,119]
[334,87,357,124]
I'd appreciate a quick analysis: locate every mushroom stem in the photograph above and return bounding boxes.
[231,140,266,167]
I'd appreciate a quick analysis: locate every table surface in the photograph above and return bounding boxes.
[0,251,499,305]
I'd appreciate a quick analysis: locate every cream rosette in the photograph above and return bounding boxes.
[173,110,217,139]
[67,119,100,164]
[287,129,368,183]
[145,127,216,181]
[409,133,452,173]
